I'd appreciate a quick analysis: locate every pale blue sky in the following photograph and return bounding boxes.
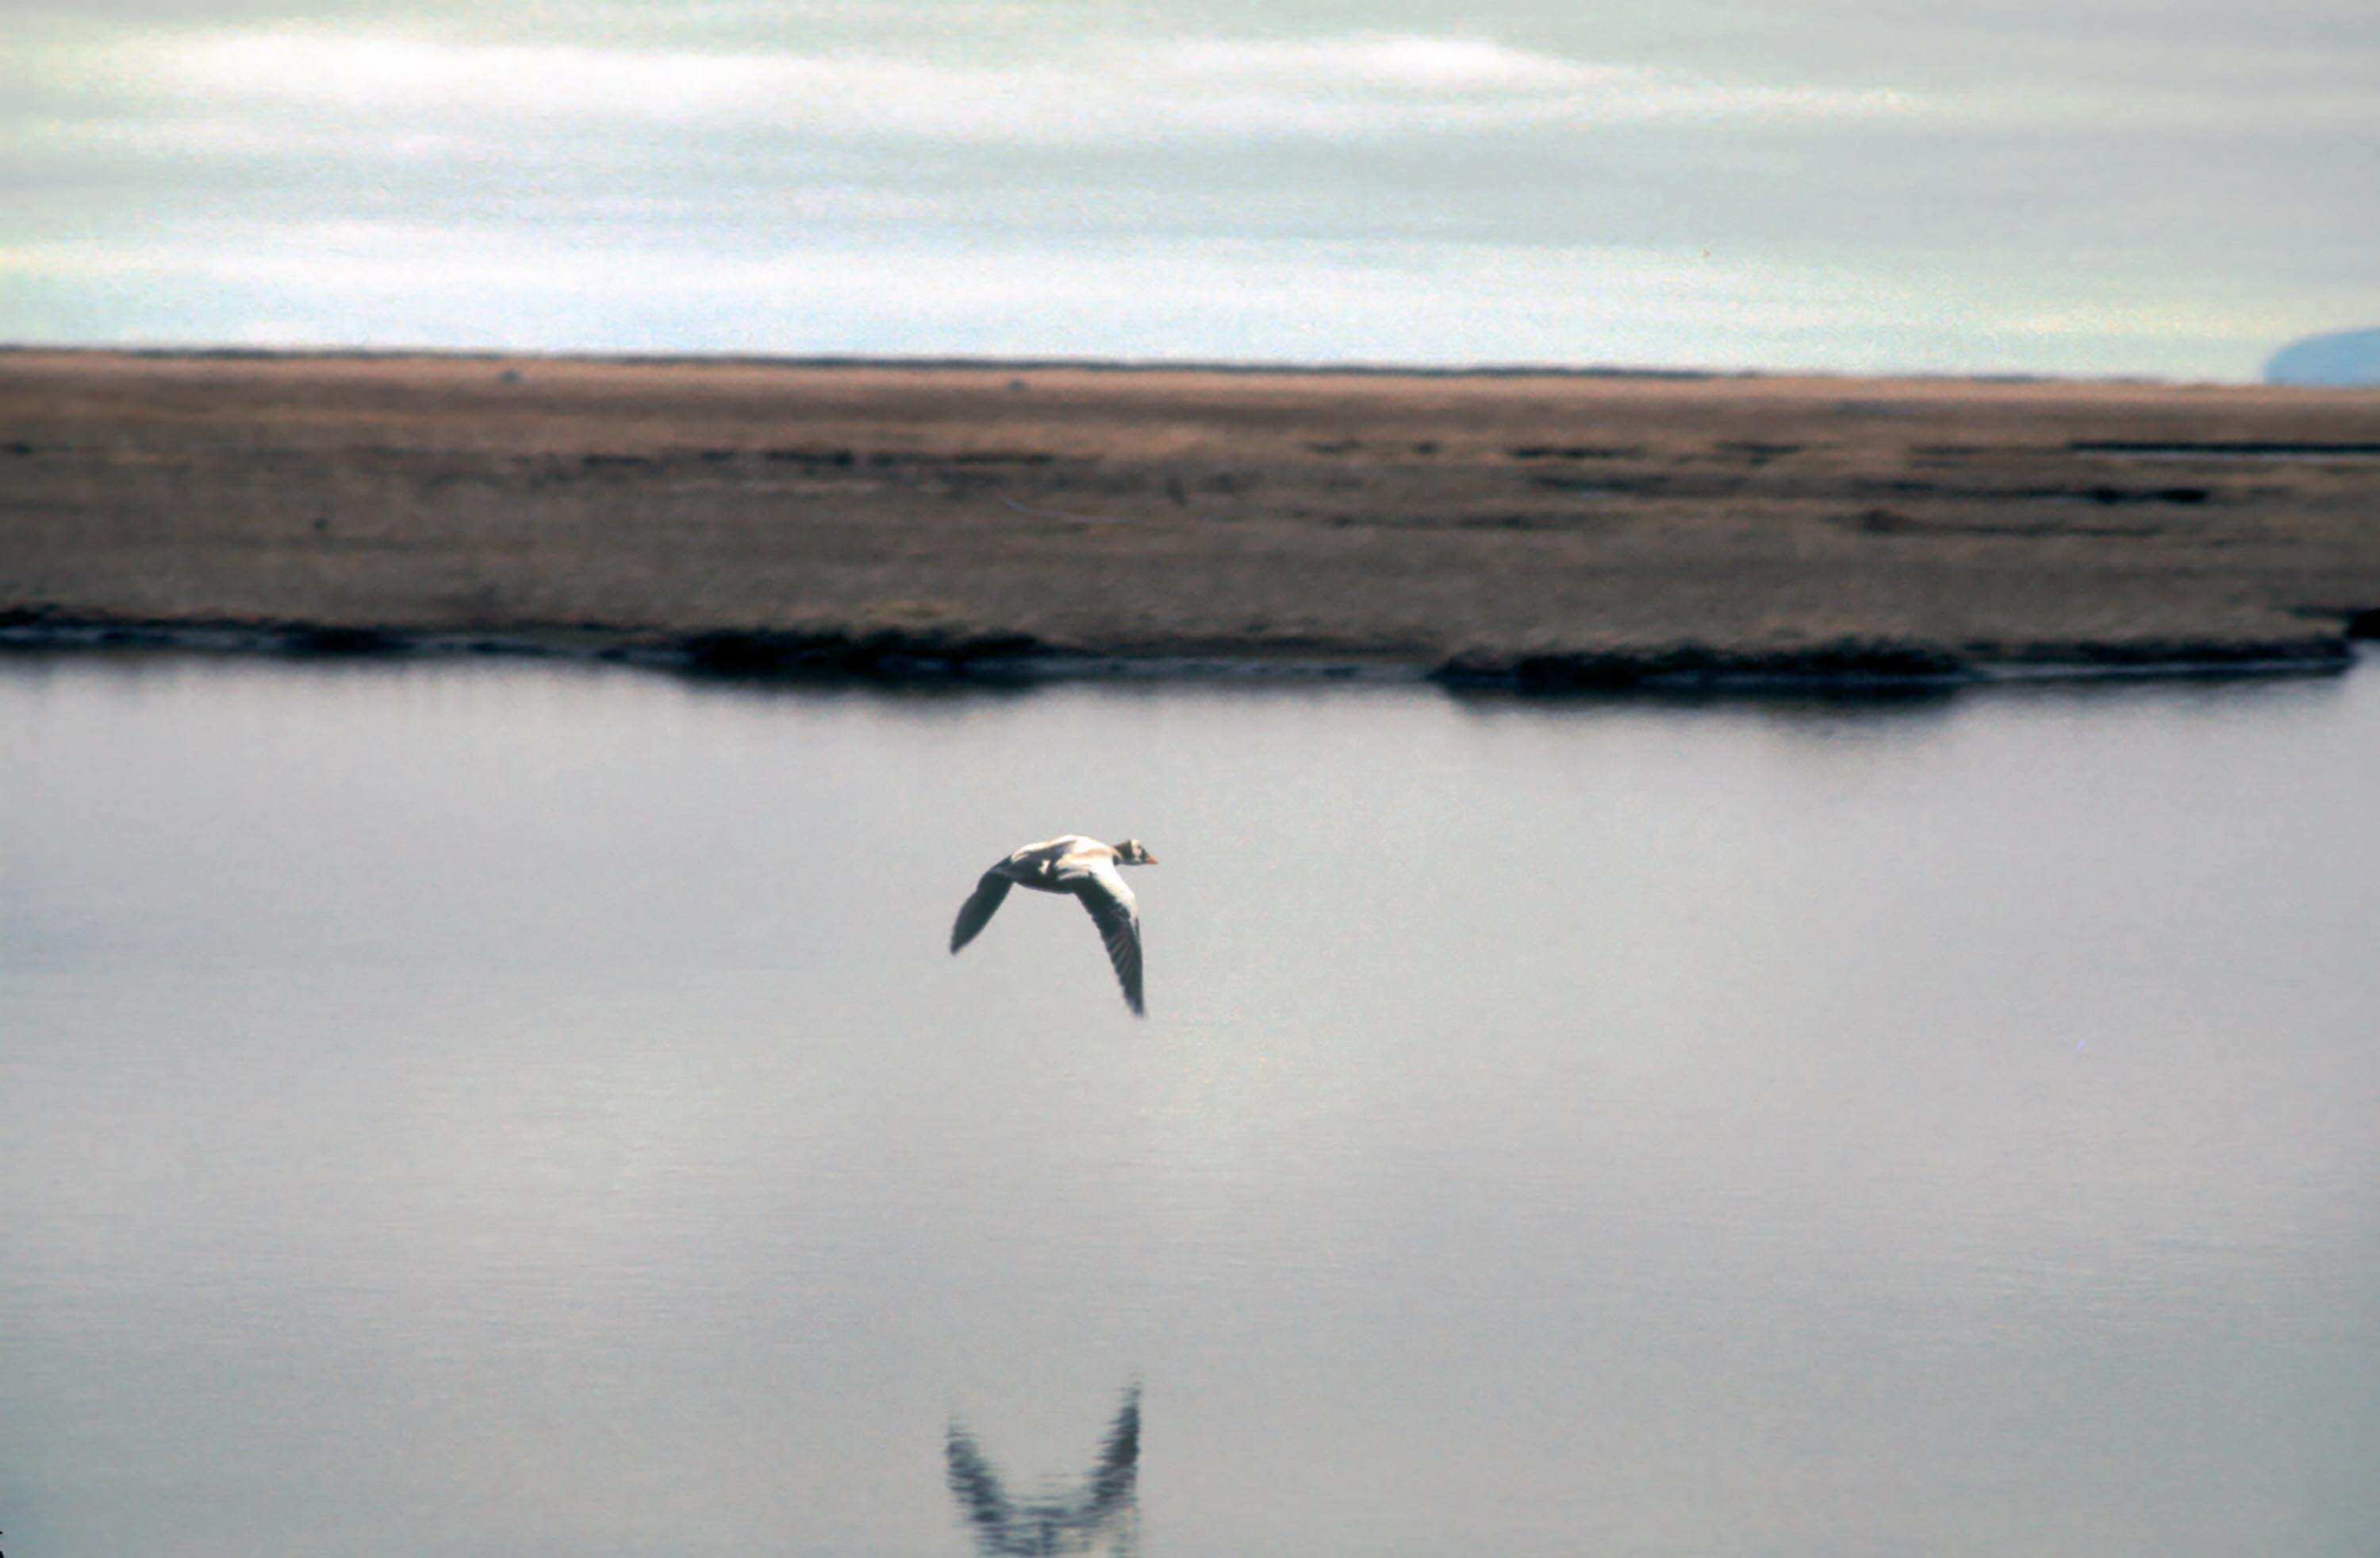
[4,1,2374,377]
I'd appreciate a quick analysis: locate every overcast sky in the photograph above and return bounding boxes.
[4,0,2374,378]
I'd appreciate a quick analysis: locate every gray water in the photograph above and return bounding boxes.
[5,654,2378,1556]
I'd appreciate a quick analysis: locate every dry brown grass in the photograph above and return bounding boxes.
[5,348,2378,674]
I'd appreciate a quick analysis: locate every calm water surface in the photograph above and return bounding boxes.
[5,655,2378,1556]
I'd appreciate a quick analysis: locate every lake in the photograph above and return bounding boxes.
[5,654,2377,1556]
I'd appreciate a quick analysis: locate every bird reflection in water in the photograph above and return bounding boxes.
[945,1385,1141,1556]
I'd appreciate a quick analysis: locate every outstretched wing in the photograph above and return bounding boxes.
[1081,1385,1141,1522]
[950,869,1014,954]
[944,1422,1015,1543]
[1072,861,1144,1015]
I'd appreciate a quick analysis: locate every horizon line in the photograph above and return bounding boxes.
[0,340,2251,389]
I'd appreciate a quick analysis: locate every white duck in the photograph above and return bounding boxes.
[950,836,1157,1015]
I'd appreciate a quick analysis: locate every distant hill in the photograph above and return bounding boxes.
[2265,328,2380,387]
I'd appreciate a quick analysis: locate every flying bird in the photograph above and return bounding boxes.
[950,836,1157,1015]
[946,1385,1141,1556]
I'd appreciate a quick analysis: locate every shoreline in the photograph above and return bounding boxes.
[2,609,2359,694]
[6,348,2378,694]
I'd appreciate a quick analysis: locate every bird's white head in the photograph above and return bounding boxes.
[1114,838,1157,865]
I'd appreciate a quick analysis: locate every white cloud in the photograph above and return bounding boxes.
[104,29,1923,146]
[1169,36,1622,92]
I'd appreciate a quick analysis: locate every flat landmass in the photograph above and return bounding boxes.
[5,347,2378,687]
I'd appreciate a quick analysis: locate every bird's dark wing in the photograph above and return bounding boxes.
[944,1422,1015,1542]
[950,869,1014,954]
[1072,862,1144,1015]
[1081,1386,1141,1521]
